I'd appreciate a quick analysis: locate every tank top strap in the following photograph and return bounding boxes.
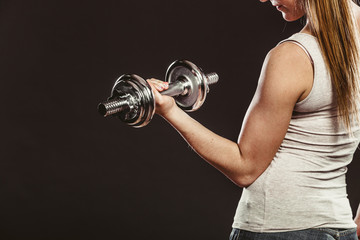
[278,34,315,66]
[278,33,332,111]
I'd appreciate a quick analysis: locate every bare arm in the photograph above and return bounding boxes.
[355,203,360,237]
[149,42,313,187]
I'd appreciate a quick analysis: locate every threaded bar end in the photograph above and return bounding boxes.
[206,72,219,85]
[98,98,129,117]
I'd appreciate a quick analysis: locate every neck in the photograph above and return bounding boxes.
[300,19,312,35]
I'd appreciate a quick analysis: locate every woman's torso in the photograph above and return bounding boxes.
[232,33,360,232]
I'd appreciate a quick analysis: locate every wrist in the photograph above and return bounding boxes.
[161,104,182,120]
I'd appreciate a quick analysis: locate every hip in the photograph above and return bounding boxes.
[229,228,358,240]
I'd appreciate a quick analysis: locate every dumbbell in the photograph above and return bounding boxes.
[98,60,219,128]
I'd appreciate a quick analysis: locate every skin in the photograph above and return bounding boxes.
[356,205,360,237]
[148,0,360,236]
[259,0,305,22]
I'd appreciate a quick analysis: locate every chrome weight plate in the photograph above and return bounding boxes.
[111,74,155,128]
[165,60,209,111]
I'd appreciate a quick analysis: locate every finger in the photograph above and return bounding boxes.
[147,78,164,85]
[147,78,168,86]
[148,81,164,91]
[147,79,169,91]
[147,79,162,94]
[147,81,164,101]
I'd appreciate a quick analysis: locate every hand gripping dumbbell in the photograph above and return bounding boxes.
[97,60,219,128]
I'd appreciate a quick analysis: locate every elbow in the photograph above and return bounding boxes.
[225,147,265,188]
[231,174,256,188]
[229,156,259,188]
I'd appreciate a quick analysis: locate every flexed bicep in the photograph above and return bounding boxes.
[236,42,314,185]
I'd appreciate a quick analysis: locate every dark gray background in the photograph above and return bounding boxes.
[1,0,359,239]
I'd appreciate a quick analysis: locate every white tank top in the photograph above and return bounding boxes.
[232,33,360,232]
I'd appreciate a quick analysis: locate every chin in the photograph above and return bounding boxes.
[282,13,303,22]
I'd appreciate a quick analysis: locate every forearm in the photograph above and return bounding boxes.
[355,203,360,222]
[149,46,300,187]
[162,106,253,187]
[355,203,360,237]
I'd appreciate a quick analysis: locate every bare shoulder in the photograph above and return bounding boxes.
[267,41,313,74]
[258,41,313,102]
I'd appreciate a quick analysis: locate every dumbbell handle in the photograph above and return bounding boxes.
[161,72,219,97]
[98,72,218,118]
[161,78,190,97]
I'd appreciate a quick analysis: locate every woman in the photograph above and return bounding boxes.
[148,0,360,239]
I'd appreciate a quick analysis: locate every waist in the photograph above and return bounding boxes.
[232,160,355,232]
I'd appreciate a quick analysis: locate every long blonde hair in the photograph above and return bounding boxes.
[302,0,360,129]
